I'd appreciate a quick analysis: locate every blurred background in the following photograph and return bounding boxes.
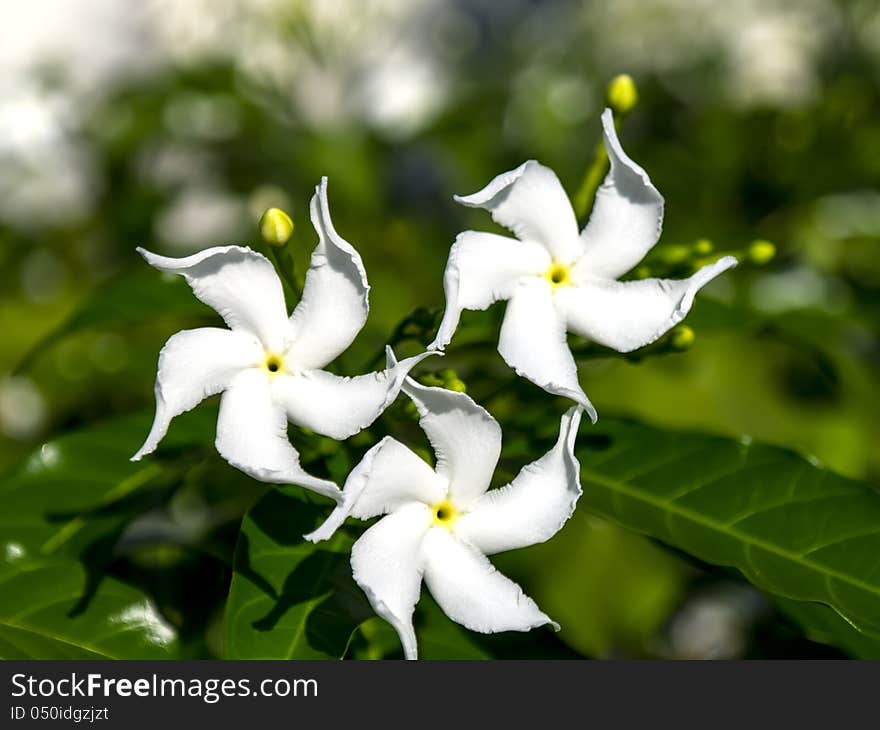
[1,0,878,659]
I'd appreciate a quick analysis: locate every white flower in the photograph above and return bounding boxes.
[431,108,738,422]
[132,178,435,501]
[307,351,584,659]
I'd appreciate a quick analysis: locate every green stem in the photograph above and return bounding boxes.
[266,245,302,302]
[573,139,609,225]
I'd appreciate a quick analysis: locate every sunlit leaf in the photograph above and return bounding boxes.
[0,556,179,659]
[224,489,374,659]
[577,418,880,657]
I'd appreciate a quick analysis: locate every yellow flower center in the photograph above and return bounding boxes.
[431,500,458,528]
[263,353,285,377]
[545,262,571,288]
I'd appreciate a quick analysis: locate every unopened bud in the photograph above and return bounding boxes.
[747,239,776,266]
[661,245,690,265]
[670,325,695,351]
[259,207,294,247]
[606,74,638,116]
[693,238,714,255]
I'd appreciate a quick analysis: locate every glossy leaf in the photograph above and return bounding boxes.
[0,409,214,554]
[577,418,880,655]
[0,556,178,659]
[0,409,218,659]
[224,489,374,659]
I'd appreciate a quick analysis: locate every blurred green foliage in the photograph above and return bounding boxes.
[1,0,879,659]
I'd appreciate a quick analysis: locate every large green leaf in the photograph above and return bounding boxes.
[0,556,179,659]
[0,409,217,659]
[576,418,880,655]
[224,489,374,659]
[0,410,214,554]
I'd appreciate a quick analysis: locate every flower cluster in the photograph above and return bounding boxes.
[134,109,736,659]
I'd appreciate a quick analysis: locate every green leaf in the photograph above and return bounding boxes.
[776,598,880,659]
[224,489,374,659]
[577,418,880,656]
[16,271,213,373]
[0,556,179,659]
[0,409,218,659]
[0,409,214,554]
[412,595,492,659]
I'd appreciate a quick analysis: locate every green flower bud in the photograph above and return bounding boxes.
[606,74,638,116]
[670,325,695,351]
[660,244,690,265]
[747,239,776,266]
[693,238,714,255]
[259,207,294,247]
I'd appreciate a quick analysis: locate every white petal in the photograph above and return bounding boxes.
[132,327,261,461]
[137,245,289,351]
[215,368,341,502]
[575,108,665,279]
[430,231,549,350]
[273,349,437,441]
[287,178,370,370]
[351,502,432,660]
[456,406,583,555]
[558,256,738,353]
[498,278,597,422]
[305,436,446,544]
[454,160,582,263]
[422,527,557,635]
[396,353,502,507]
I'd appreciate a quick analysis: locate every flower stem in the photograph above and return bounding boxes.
[573,139,609,225]
[266,244,302,302]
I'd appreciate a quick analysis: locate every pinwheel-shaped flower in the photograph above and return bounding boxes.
[132,179,434,500]
[307,352,583,659]
[431,108,737,421]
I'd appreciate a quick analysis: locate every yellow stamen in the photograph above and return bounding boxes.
[263,353,285,377]
[545,262,571,288]
[431,500,458,528]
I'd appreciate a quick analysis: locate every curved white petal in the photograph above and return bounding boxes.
[137,245,288,351]
[456,406,583,555]
[394,352,501,507]
[430,231,549,350]
[305,436,446,544]
[559,256,738,353]
[422,527,558,635]
[498,278,597,422]
[351,502,432,660]
[287,178,370,370]
[215,368,341,502]
[132,328,261,461]
[273,350,437,441]
[454,160,582,263]
[575,108,665,279]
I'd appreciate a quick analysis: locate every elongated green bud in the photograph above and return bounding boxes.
[606,74,638,116]
[259,207,294,247]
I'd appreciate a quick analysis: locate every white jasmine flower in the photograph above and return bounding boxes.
[432,108,738,422]
[307,352,583,659]
[132,178,435,501]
